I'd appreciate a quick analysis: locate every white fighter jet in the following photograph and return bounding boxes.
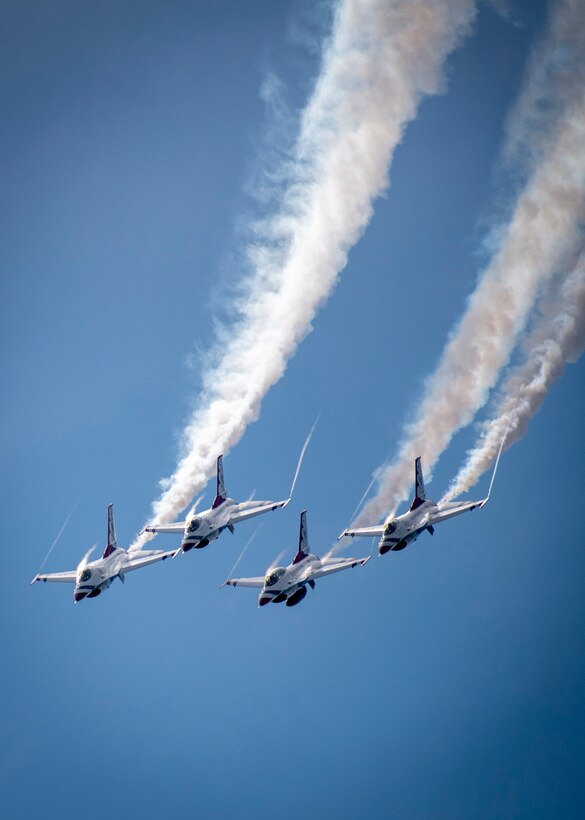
[339,455,499,556]
[222,510,370,607]
[143,454,291,554]
[31,504,175,602]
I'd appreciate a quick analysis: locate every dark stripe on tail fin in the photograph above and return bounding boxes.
[410,457,426,511]
[292,510,309,564]
[212,454,227,509]
[102,503,118,558]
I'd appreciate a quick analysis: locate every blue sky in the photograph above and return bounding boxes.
[2,1,585,818]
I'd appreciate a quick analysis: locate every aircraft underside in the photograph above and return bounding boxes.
[379,531,420,554]
[263,585,309,606]
[182,529,222,551]
[183,538,211,551]
[284,586,307,606]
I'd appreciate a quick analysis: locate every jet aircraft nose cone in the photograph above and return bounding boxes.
[74,591,87,603]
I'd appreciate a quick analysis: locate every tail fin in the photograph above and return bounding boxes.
[292,510,310,564]
[212,455,227,509]
[103,503,118,558]
[410,457,426,511]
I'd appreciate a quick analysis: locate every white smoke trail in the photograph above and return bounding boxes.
[131,0,476,549]
[443,249,585,500]
[356,0,585,525]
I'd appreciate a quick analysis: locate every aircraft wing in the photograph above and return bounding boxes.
[31,570,77,585]
[123,549,176,573]
[228,499,289,526]
[309,556,370,580]
[428,498,488,527]
[338,525,384,540]
[428,435,502,528]
[222,576,265,589]
[142,523,185,535]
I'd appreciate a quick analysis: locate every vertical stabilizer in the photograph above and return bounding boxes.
[410,457,426,511]
[212,455,227,509]
[103,503,118,558]
[293,510,310,564]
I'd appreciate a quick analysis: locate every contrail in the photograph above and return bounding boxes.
[131,0,476,549]
[355,0,585,525]
[288,415,319,501]
[350,465,384,523]
[223,522,265,585]
[443,249,585,501]
[36,503,78,574]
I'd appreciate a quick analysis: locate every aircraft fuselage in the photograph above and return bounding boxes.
[73,547,128,602]
[257,553,321,607]
[181,498,237,551]
[378,500,438,554]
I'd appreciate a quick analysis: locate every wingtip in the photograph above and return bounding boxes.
[30,574,40,585]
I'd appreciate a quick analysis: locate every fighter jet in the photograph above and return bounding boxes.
[339,455,498,555]
[143,454,291,554]
[222,510,370,607]
[31,504,175,602]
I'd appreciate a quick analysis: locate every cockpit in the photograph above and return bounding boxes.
[187,518,200,533]
[78,567,92,583]
[265,567,286,587]
[384,522,397,535]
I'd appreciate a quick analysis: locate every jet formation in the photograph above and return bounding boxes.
[31,449,500,606]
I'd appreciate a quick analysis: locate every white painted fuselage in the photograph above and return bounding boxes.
[181,498,237,551]
[379,500,439,554]
[71,548,172,602]
[257,553,322,607]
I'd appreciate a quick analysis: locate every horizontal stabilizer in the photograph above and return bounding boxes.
[122,549,176,573]
[229,499,288,526]
[338,525,384,540]
[311,555,370,580]
[429,498,487,527]
[31,570,77,584]
[222,576,265,589]
[143,523,185,535]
